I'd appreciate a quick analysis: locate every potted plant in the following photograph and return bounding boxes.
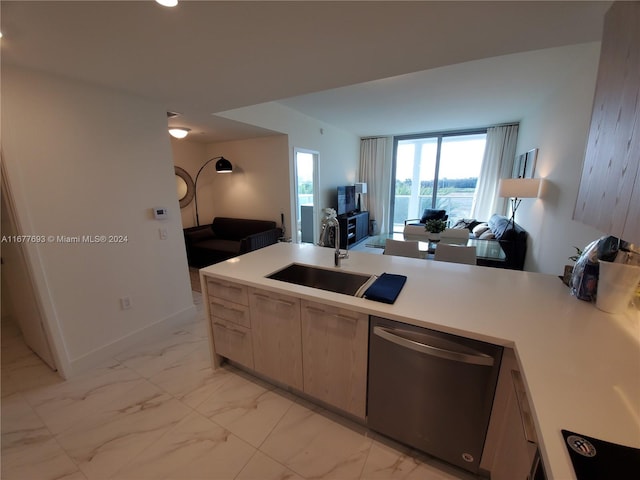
[562,246,583,286]
[424,219,447,241]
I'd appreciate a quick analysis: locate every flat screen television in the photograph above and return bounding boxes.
[337,185,357,216]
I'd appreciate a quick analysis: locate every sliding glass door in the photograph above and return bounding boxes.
[391,131,486,232]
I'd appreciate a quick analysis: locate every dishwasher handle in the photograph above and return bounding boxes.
[373,326,495,367]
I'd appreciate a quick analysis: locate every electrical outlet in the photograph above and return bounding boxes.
[159,227,168,240]
[120,296,132,310]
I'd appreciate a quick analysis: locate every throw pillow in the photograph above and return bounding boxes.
[479,231,496,240]
[472,223,489,237]
[451,218,480,231]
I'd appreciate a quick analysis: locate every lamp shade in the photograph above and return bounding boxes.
[215,157,233,173]
[498,178,543,199]
[355,182,367,194]
[169,127,190,139]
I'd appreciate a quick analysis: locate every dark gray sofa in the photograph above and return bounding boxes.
[184,217,281,268]
[478,214,528,270]
[453,214,528,270]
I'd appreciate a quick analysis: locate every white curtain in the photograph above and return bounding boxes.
[359,137,390,234]
[471,124,519,220]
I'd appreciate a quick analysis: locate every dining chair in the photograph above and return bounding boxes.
[434,243,477,265]
[383,239,421,258]
[441,228,470,240]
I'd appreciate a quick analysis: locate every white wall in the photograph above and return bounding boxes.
[515,42,606,275]
[203,136,289,226]
[1,66,196,376]
[171,135,289,229]
[217,102,361,233]
[170,139,207,228]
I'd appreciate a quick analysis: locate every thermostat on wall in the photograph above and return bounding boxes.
[153,207,168,220]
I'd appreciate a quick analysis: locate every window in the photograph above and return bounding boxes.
[391,131,486,232]
[294,149,318,243]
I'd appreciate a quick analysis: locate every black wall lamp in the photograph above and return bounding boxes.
[194,156,233,226]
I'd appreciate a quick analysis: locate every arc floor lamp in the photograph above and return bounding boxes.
[194,156,233,226]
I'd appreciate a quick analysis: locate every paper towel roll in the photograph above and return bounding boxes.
[596,261,640,314]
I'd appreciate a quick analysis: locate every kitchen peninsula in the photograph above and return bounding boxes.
[200,242,640,479]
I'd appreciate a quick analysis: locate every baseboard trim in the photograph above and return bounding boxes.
[64,304,198,378]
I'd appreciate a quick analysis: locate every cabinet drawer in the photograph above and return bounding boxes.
[206,278,248,306]
[209,297,250,329]
[211,317,253,369]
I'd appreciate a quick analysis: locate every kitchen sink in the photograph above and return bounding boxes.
[266,263,375,296]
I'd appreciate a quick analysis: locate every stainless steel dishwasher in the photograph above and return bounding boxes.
[367,316,503,474]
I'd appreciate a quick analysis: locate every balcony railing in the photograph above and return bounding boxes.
[392,193,474,231]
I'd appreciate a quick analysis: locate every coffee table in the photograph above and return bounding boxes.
[365,232,506,263]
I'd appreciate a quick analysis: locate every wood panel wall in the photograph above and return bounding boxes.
[574,1,640,245]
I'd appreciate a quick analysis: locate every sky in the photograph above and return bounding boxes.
[296,151,314,183]
[396,134,486,181]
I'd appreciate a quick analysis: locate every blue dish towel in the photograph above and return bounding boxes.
[363,273,407,304]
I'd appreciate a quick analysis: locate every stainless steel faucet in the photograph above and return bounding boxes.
[318,215,349,266]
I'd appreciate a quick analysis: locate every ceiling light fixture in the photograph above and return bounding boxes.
[168,127,190,139]
[156,0,178,7]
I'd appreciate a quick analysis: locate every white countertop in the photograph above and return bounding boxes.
[200,242,640,479]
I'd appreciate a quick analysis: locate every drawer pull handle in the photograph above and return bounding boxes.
[306,306,358,322]
[213,321,246,336]
[209,281,243,292]
[253,293,295,307]
[210,302,243,314]
[511,370,537,444]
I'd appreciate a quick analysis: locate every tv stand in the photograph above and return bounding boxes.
[338,211,369,249]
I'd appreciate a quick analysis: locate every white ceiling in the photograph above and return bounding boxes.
[279,42,602,137]
[1,1,611,142]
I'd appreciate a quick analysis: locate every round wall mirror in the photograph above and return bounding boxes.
[175,166,195,208]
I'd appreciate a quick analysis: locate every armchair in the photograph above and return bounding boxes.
[404,209,448,227]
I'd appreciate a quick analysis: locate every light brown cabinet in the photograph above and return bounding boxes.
[249,288,303,390]
[301,300,368,419]
[206,278,254,369]
[574,1,640,244]
[205,277,371,418]
[481,348,539,479]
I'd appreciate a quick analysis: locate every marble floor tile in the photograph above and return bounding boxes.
[24,362,146,435]
[54,380,191,479]
[180,317,209,339]
[113,329,207,379]
[361,436,477,480]
[2,292,471,480]
[148,346,233,408]
[1,337,61,397]
[111,411,255,480]
[195,372,294,448]
[1,393,36,433]
[1,393,84,480]
[260,401,373,479]
[236,451,304,480]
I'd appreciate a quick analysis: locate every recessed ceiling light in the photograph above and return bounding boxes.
[169,127,190,139]
[156,0,178,7]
